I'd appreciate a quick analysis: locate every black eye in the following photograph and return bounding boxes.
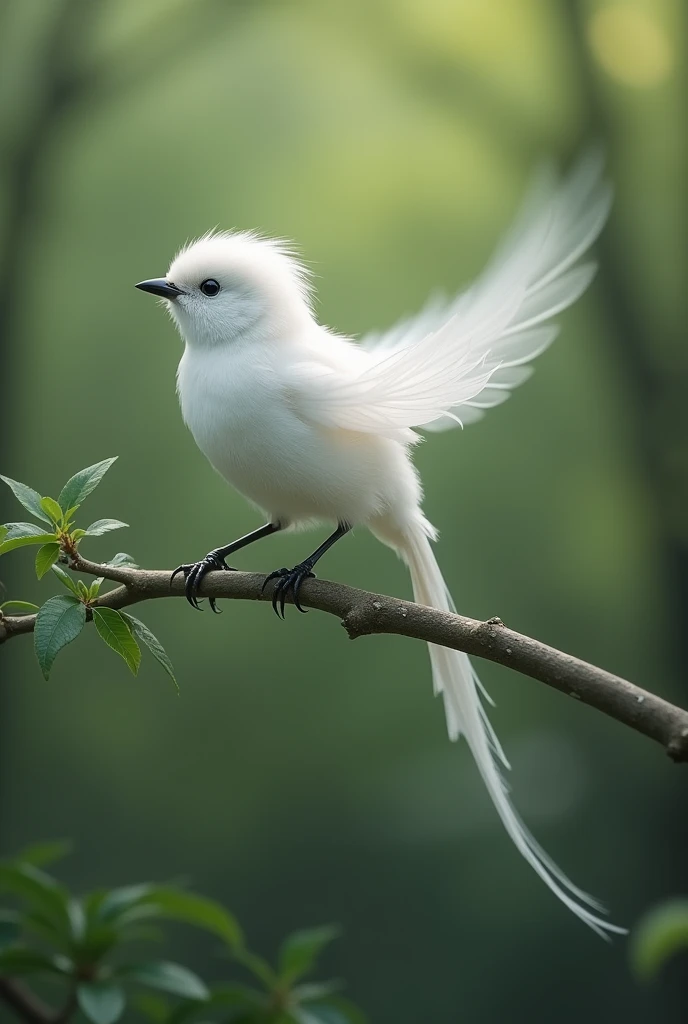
[200,278,220,297]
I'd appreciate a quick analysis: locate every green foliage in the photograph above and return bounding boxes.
[51,563,83,598]
[630,899,688,981]
[77,982,126,1024]
[93,607,142,675]
[0,912,20,949]
[0,845,365,1024]
[107,552,139,568]
[57,458,119,514]
[34,595,87,680]
[0,599,40,614]
[1,460,176,685]
[279,926,341,985]
[0,946,71,976]
[1,461,120,559]
[116,961,209,1000]
[0,476,54,524]
[35,542,61,579]
[123,614,179,691]
[40,495,65,524]
[85,519,129,537]
[139,887,243,946]
[1,531,61,554]
[13,840,73,868]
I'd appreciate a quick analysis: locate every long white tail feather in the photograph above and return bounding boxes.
[401,520,626,938]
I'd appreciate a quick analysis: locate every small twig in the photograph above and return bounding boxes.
[1,556,687,764]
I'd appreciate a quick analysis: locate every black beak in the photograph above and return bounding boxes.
[135,278,184,299]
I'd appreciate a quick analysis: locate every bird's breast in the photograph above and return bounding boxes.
[176,344,417,526]
[177,346,351,521]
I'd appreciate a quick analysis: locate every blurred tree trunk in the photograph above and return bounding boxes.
[0,0,95,435]
[563,0,688,682]
[0,0,259,829]
[0,0,97,830]
[378,0,688,681]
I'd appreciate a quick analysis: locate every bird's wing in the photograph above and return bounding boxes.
[290,153,611,437]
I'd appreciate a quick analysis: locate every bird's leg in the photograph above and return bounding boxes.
[263,522,352,618]
[172,522,282,612]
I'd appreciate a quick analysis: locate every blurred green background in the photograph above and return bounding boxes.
[1,0,686,1021]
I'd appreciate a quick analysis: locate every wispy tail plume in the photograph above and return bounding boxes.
[400,519,626,938]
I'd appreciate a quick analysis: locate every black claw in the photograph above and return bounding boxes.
[272,576,285,618]
[262,569,287,594]
[293,569,314,613]
[172,551,235,610]
[263,564,315,618]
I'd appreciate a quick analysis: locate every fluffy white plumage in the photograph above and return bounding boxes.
[140,153,623,937]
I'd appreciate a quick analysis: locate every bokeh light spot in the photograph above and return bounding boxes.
[587,4,673,87]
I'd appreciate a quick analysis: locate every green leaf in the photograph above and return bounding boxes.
[78,982,126,1024]
[40,496,63,524]
[298,998,367,1024]
[140,888,242,947]
[196,983,263,1009]
[0,525,6,544]
[35,542,60,579]
[0,946,72,976]
[132,993,172,1023]
[1,600,40,614]
[279,926,340,984]
[166,984,265,1024]
[0,861,70,927]
[14,839,72,868]
[630,899,688,981]
[51,564,82,598]
[24,909,72,950]
[117,961,209,1001]
[95,884,154,923]
[122,615,178,692]
[293,982,341,1003]
[292,1009,331,1024]
[89,579,104,600]
[34,595,87,680]
[77,580,90,600]
[93,608,141,675]
[4,521,52,539]
[0,475,53,523]
[233,946,279,988]
[74,906,121,960]
[110,905,164,931]
[58,457,118,512]
[63,504,81,521]
[107,552,138,568]
[68,898,87,943]
[0,911,20,949]
[0,532,58,555]
[85,519,129,536]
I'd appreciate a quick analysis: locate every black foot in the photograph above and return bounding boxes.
[171,552,235,612]
[262,563,315,618]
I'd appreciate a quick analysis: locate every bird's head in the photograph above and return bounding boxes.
[135,231,313,349]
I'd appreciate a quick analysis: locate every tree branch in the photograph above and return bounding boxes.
[0,976,54,1024]
[1,557,687,763]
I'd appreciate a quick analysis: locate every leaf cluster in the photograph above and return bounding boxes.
[1,461,175,687]
[0,843,364,1024]
[629,899,688,982]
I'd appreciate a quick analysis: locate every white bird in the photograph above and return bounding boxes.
[136,153,624,937]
